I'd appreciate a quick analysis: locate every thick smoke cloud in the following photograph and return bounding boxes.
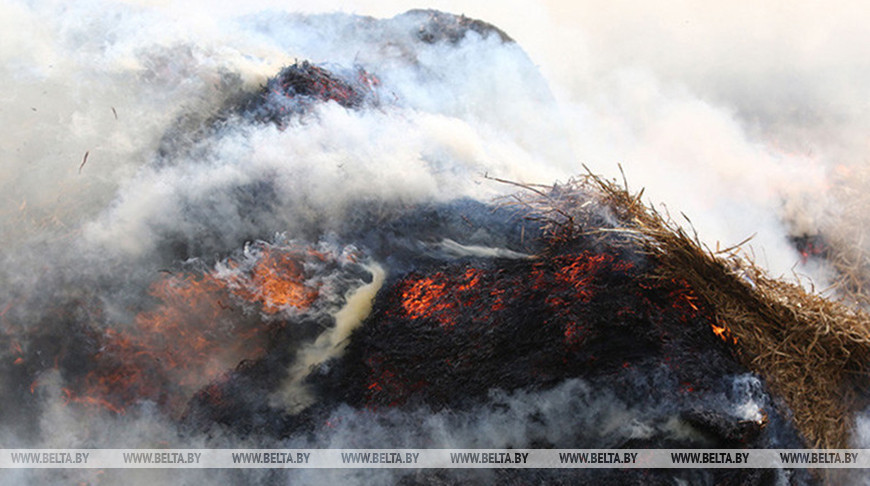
[3,0,870,484]
[6,0,865,276]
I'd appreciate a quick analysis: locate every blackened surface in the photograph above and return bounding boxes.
[321,250,741,411]
[238,61,376,127]
[790,233,830,264]
[402,9,514,44]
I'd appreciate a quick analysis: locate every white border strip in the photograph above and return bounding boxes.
[1,449,867,468]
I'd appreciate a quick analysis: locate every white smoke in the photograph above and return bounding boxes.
[6,0,865,278]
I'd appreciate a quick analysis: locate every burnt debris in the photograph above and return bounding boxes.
[403,9,514,44]
[181,204,812,484]
[238,61,378,127]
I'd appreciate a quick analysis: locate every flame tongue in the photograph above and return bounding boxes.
[223,246,320,314]
[65,272,267,415]
[61,244,328,416]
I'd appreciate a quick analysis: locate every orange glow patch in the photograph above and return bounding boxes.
[553,253,614,303]
[399,252,632,342]
[66,272,272,415]
[564,321,585,346]
[663,278,703,323]
[401,273,453,327]
[63,387,127,415]
[226,247,319,314]
[401,268,489,328]
[711,323,738,345]
[66,246,324,415]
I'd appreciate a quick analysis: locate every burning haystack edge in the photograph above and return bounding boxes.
[516,170,870,448]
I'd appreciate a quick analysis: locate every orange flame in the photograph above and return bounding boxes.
[401,268,484,328]
[227,247,319,313]
[67,246,323,415]
[711,323,738,345]
[402,272,453,326]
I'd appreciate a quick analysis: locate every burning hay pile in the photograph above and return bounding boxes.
[516,171,870,448]
[11,3,870,484]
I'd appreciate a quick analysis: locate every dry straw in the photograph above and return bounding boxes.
[501,169,870,449]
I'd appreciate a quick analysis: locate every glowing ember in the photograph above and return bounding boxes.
[9,242,351,417]
[398,251,637,341]
[401,272,451,325]
[790,234,828,264]
[553,253,614,303]
[364,354,426,407]
[401,268,487,328]
[225,247,319,314]
[63,246,324,415]
[335,247,746,415]
[711,323,738,345]
[63,272,270,414]
[666,278,702,322]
